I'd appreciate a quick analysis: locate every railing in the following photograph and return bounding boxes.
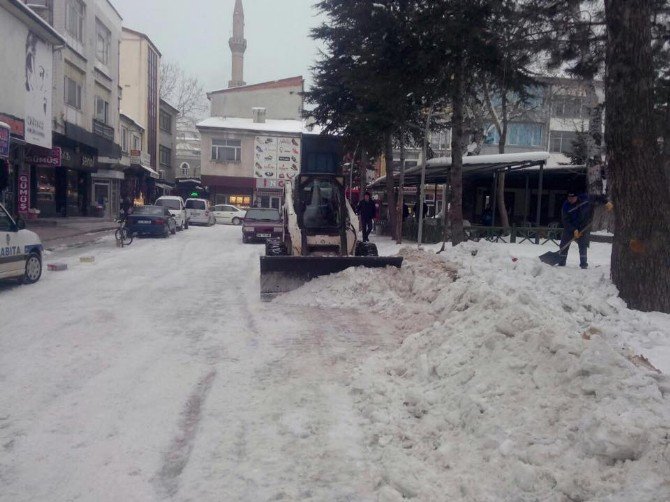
[93,119,115,142]
[392,219,564,245]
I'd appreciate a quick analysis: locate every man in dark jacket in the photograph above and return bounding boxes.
[356,192,376,242]
[559,191,592,268]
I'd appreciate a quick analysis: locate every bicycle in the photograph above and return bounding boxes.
[115,216,134,247]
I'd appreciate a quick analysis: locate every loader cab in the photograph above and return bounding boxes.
[296,175,347,232]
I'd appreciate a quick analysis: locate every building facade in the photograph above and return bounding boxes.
[197,112,309,208]
[158,99,178,190]
[0,0,65,216]
[119,26,161,202]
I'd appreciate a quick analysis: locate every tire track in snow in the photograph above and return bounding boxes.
[153,369,217,498]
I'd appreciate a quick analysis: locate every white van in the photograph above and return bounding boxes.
[185,199,215,226]
[0,203,43,284]
[155,196,189,230]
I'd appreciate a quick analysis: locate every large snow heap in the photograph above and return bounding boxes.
[281,244,670,501]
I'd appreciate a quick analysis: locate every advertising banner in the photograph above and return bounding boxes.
[0,124,9,159]
[18,168,30,213]
[254,136,300,181]
[24,32,53,149]
[25,147,61,167]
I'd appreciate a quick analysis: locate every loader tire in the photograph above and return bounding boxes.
[355,242,378,257]
[266,238,288,256]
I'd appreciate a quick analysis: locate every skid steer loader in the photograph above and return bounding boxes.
[259,137,402,299]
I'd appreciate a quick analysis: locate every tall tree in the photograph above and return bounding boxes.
[160,61,208,129]
[605,0,670,312]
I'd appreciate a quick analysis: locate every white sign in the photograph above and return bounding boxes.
[24,32,52,149]
[254,135,300,181]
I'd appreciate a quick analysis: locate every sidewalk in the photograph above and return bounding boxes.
[25,217,117,251]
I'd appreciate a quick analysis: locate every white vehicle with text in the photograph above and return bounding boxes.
[185,198,216,226]
[0,203,43,284]
[213,204,246,225]
[155,196,189,230]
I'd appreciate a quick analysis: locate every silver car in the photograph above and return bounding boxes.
[185,198,216,226]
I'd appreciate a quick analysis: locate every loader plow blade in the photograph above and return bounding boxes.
[260,256,404,300]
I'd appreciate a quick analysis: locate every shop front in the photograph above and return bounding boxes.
[124,150,159,206]
[254,178,284,209]
[91,169,123,219]
[26,145,97,218]
[201,175,253,207]
[0,114,26,214]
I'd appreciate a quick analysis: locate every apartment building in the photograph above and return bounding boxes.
[119,26,161,202]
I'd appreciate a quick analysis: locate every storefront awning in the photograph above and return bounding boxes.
[155,181,173,190]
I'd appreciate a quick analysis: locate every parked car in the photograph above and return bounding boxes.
[242,208,283,243]
[213,204,246,225]
[155,196,189,230]
[185,198,216,226]
[126,205,177,238]
[0,203,43,284]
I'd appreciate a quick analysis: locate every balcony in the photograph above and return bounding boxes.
[93,119,115,142]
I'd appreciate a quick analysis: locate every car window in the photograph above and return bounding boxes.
[186,200,206,210]
[223,205,235,212]
[156,199,182,210]
[245,209,280,221]
[0,205,14,231]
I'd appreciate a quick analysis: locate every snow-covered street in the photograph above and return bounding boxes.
[1,227,669,501]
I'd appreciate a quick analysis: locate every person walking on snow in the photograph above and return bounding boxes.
[559,190,594,269]
[356,192,376,243]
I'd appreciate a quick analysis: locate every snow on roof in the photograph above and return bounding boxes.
[0,121,10,130]
[427,151,551,168]
[197,117,325,136]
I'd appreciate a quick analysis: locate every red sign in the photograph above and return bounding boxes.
[0,125,9,159]
[18,171,30,213]
[25,147,61,167]
[0,113,25,137]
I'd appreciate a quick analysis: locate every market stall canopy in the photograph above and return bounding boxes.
[368,151,551,189]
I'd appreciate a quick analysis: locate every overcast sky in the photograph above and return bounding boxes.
[111,0,325,92]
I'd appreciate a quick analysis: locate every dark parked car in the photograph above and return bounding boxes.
[126,205,177,238]
[242,208,283,243]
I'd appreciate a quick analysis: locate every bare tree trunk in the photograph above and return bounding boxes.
[450,55,466,246]
[396,132,406,244]
[497,91,510,228]
[384,133,397,240]
[605,0,670,313]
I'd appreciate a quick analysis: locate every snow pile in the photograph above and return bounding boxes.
[282,242,670,501]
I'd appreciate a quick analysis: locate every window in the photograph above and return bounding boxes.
[229,195,251,207]
[551,96,588,119]
[64,76,82,109]
[94,96,109,124]
[0,204,13,231]
[484,123,543,147]
[550,130,578,155]
[121,127,128,153]
[211,138,242,162]
[96,20,111,65]
[180,163,190,177]
[159,146,171,167]
[185,200,207,210]
[159,111,172,132]
[132,135,141,151]
[66,0,85,42]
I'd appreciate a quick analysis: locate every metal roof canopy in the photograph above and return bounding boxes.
[369,151,555,228]
[368,152,551,189]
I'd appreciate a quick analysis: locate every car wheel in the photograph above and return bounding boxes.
[232,217,241,226]
[23,252,42,284]
[171,224,177,235]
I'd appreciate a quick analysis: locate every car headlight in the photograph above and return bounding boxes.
[273,227,283,233]
[243,227,253,233]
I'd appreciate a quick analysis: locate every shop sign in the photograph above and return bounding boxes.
[256,178,284,189]
[0,125,9,159]
[81,153,96,169]
[18,169,30,213]
[130,149,151,166]
[26,147,61,167]
[0,114,25,138]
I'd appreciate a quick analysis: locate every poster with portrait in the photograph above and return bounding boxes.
[24,32,52,149]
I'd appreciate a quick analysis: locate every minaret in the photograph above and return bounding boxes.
[228,0,247,88]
